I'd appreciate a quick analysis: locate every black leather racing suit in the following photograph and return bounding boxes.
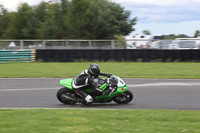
[72,69,112,99]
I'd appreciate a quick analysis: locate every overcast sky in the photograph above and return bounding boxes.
[1,0,200,37]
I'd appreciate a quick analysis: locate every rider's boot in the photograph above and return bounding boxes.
[85,95,93,103]
[74,89,93,104]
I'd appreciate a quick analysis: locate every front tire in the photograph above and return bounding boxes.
[113,90,133,104]
[57,87,77,105]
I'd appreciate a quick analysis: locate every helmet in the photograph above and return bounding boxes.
[88,64,100,77]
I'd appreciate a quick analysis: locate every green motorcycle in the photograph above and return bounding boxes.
[57,75,133,105]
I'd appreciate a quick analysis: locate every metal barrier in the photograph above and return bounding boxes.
[0,40,127,50]
[1,39,200,50]
[0,49,36,63]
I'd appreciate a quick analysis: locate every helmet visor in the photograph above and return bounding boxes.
[92,69,100,77]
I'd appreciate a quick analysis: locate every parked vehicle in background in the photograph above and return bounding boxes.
[125,35,153,49]
[126,43,136,49]
[175,37,200,49]
[194,40,200,49]
[171,40,198,49]
[132,35,152,48]
[168,43,179,49]
[151,40,173,49]
[151,40,198,49]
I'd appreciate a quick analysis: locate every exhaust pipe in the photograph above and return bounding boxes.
[61,94,78,102]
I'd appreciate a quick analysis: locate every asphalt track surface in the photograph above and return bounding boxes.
[0,78,200,110]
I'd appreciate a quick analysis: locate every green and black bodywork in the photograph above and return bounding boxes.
[57,76,133,105]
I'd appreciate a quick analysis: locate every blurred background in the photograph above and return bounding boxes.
[0,0,200,62]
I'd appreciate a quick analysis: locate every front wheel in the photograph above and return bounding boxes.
[57,87,77,105]
[113,90,133,104]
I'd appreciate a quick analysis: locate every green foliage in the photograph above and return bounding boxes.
[0,5,16,39]
[163,34,189,39]
[38,3,66,39]
[194,30,200,37]
[0,0,136,39]
[87,0,137,39]
[14,3,35,39]
[114,35,126,48]
[0,5,8,38]
[142,29,151,35]
[176,34,188,38]
[63,0,93,39]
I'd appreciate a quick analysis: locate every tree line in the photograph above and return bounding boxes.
[0,0,137,40]
[142,29,200,39]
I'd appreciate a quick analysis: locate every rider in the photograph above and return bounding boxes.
[72,63,112,103]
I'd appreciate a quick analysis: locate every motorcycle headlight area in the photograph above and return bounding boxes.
[110,76,119,86]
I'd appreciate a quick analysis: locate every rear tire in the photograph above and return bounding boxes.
[57,87,77,105]
[113,90,133,104]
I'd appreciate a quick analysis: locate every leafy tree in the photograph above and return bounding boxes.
[64,0,92,39]
[0,0,137,39]
[114,35,126,48]
[163,34,189,40]
[142,29,151,35]
[0,5,11,38]
[61,0,69,15]
[85,0,137,39]
[34,2,50,39]
[176,34,188,38]
[13,3,35,39]
[163,34,176,40]
[0,7,17,39]
[194,30,200,38]
[37,3,67,39]
[64,0,137,39]
[35,2,49,23]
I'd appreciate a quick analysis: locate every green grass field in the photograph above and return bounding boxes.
[0,109,200,133]
[0,62,200,78]
[1,62,200,133]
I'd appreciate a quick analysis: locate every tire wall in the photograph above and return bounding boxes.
[36,49,200,62]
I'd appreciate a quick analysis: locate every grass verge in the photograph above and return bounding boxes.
[0,109,200,133]
[0,62,200,79]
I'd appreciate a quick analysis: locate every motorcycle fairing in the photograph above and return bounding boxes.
[60,78,128,103]
[60,79,74,90]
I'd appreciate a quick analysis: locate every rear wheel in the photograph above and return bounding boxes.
[113,90,133,104]
[57,87,77,105]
